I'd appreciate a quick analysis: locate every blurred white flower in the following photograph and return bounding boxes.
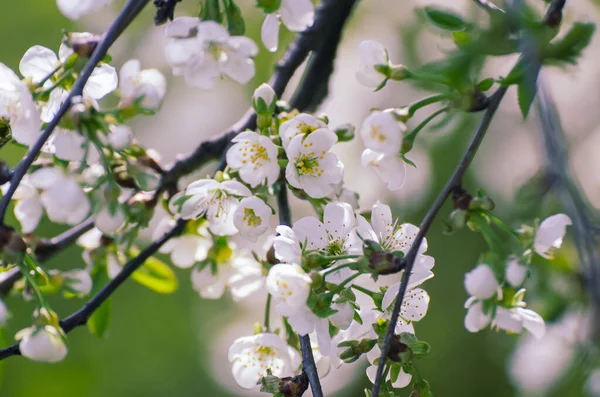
[463,299,492,332]
[587,369,600,396]
[119,59,166,110]
[505,257,527,287]
[356,40,390,89]
[0,62,41,146]
[464,264,499,300]
[0,299,8,325]
[330,300,354,330]
[95,206,125,235]
[226,131,280,188]
[260,0,314,52]
[228,332,300,389]
[493,306,546,338]
[165,19,258,89]
[285,129,343,198]
[279,113,326,151]
[63,269,93,296]
[170,179,251,236]
[360,110,403,155]
[233,196,272,242]
[16,325,67,363]
[153,218,212,269]
[107,125,133,150]
[56,0,112,20]
[273,225,302,265]
[51,127,99,163]
[361,149,407,191]
[534,213,572,259]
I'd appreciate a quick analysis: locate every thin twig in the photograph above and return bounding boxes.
[370,87,507,396]
[0,219,185,359]
[276,183,324,397]
[0,0,150,224]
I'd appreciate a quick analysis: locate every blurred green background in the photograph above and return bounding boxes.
[1,1,596,396]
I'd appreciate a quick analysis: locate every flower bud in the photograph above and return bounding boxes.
[464,264,499,299]
[107,125,133,150]
[505,258,527,287]
[65,32,102,58]
[279,372,309,397]
[253,83,277,112]
[334,123,355,142]
[16,325,67,363]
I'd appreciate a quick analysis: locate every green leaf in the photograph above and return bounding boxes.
[543,22,595,65]
[477,78,495,91]
[424,7,470,31]
[88,298,111,338]
[201,0,222,22]
[517,76,538,119]
[224,0,245,35]
[131,256,178,294]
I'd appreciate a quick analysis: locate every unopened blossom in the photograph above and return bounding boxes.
[261,0,314,52]
[253,83,276,111]
[279,113,327,151]
[330,300,354,330]
[107,125,133,150]
[361,149,407,191]
[191,249,264,301]
[506,257,527,287]
[366,345,412,388]
[57,0,113,20]
[119,59,166,110]
[95,206,125,235]
[356,40,390,89]
[360,110,404,155]
[226,131,280,188]
[464,299,492,332]
[493,306,546,338]
[0,62,41,146]
[464,264,499,300]
[153,218,212,269]
[16,325,67,363]
[165,19,258,89]
[170,179,251,236]
[233,196,272,242]
[229,332,300,389]
[51,127,99,163]
[273,225,302,265]
[62,269,93,296]
[285,129,343,198]
[534,213,572,259]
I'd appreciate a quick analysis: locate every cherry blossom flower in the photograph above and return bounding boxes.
[366,345,412,388]
[165,19,258,89]
[360,110,404,155]
[229,332,300,389]
[56,0,113,20]
[95,206,125,235]
[356,40,390,89]
[381,282,431,330]
[171,179,251,236]
[51,127,100,163]
[191,248,264,301]
[279,113,327,151]
[260,0,315,52]
[253,83,276,111]
[226,131,280,188]
[361,149,407,191]
[107,125,133,150]
[233,196,272,242]
[119,59,166,110]
[62,269,93,296]
[464,264,500,300]
[152,218,213,269]
[273,225,302,265]
[493,306,546,338]
[285,129,343,198]
[534,213,572,259]
[330,299,354,330]
[506,257,527,287]
[0,62,41,146]
[463,299,493,332]
[16,325,67,363]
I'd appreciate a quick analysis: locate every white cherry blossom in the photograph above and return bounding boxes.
[534,213,572,259]
[171,179,251,235]
[506,257,527,287]
[16,325,67,363]
[285,129,343,198]
[464,264,500,300]
[191,249,264,301]
[493,306,546,338]
[330,299,354,330]
[229,332,300,389]
[165,19,258,89]
[273,225,302,265]
[226,130,280,187]
[366,345,412,388]
[279,113,327,151]
[382,282,431,327]
[253,83,276,110]
[464,299,492,332]
[0,62,41,146]
[107,125,133,150]
[119,59,166,110]
[57,0,113,20]
[63,269,93,296]
[361,149,407,191]
[51,127,99,163]
[260,0,315,52]
[360,110,404,155]
[153,218,212,269]
[234,196,272,242]
[356,40,390,89]
[95,206,125,235]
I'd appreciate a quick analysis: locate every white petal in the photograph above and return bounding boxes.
[19,46,58,83]
[261,14,281,52]
[280,0,314,32]
[84,64,118,99]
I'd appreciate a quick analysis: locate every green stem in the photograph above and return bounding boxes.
[403,107,449,154]
[21,256,49,309]
[39,70,72,94]
[333,272,361,293]
[351,284,377,298]
[37,64,62,87]
[408,94,449,117]
[264,294,272,331]
[485,211,521,239]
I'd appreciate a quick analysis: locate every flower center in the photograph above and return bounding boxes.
[243,208,262,227]
[327,238,345,255]
[294,152,325,177]
[298,122,319,135]
[370,124,386,142]
[240,143,269,170]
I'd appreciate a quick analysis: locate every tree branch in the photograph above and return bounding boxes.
[0,0,150,224]
[370,87,507,397]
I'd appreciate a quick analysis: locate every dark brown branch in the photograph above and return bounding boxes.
[0,0,150,224]
[370,87,507,396]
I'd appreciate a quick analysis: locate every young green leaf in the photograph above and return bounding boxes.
[131,256,178,294]
[88,298,112,338]
[424,7,470,31]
